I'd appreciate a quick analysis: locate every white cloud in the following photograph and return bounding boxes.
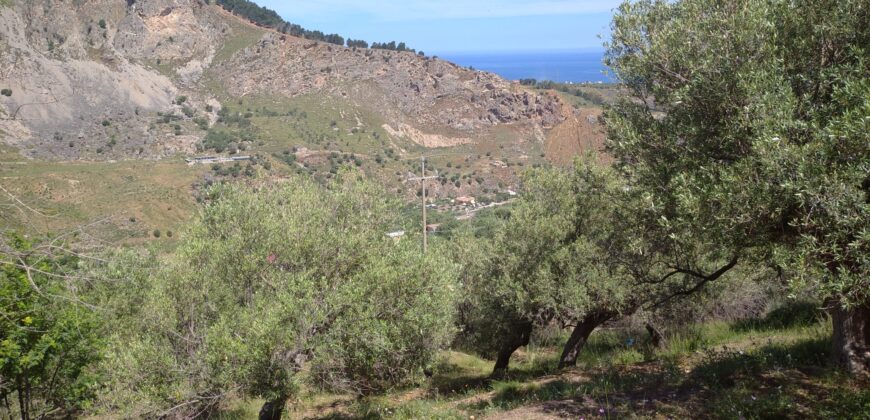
[271,0,621,21]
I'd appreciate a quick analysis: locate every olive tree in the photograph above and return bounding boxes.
[463,159,738,374]
[94,174,458,418]
[605,0,869,374]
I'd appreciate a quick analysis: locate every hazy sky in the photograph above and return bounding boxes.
[255,0,621,54]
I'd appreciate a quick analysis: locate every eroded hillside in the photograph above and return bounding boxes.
[0,0,569,161]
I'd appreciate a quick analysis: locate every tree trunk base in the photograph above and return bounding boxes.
[259,395,288,420]
[829,300,870,377]
[558,311,614,369]
[646,322,667,349]
[491,320,534,377]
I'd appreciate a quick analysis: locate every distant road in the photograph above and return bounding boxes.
[456,199,515,220]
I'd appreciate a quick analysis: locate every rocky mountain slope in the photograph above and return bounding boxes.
[0,0,568,161]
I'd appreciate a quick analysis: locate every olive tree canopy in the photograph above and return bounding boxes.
[605,0,869,374]
[94,175,459,418]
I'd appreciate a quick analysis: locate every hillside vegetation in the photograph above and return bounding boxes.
[0,0,868,419]
[0,0,580,233]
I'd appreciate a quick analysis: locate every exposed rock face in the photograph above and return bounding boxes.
[220,33,564,133]
[382,123,472,148]
[0,0,225,159]
[0,0,565,160]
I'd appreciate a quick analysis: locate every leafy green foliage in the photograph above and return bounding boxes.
[457,160,630,355]
[605,0,869,307]
[202,129,236,153]
[370,41,417,53]
[0,236,103,418]
[458,155,744,370]
[346,39,369,49]
[92,175,458,416]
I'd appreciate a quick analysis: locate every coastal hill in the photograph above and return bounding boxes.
[0,0,571,158]
[0,0,608,234]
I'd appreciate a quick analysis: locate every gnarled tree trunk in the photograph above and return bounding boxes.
[259,394,289,420]
[491,320,534,377]
[646,322,667,349]
[829,299,870,377]
[558,311,614,368]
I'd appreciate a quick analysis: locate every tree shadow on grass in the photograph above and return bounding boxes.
[462,336,869,418]
[690,334,830,386]
[683,335,870,418]
[429,353,561,397]
[459,359,683,416]
[730,300,826,333]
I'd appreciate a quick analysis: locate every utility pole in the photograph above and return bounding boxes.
[408,155,438,253]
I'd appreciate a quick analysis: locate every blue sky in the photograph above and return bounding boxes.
[255,0,621,54]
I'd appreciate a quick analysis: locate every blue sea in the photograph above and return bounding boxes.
[438,50,613,84]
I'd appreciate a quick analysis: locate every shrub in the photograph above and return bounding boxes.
[0,237,103,419]
[152,229,161,238]
[193,117,209,130]
[93,177,458,416]
[202,130,237,152]
[0,88,11,96]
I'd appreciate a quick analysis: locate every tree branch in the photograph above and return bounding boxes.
[647,257,739,309]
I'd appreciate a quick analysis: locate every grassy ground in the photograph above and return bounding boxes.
[220,303,869,419]
[211,14,267,65]
[0,144,205,243]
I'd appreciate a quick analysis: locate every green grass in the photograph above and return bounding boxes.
[234,94,401,156]
[244,301,869,419]
[0,145,205,242]
[212,17,266,65]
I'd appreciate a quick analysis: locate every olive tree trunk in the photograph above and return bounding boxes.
[491,320,534,377]
[829,300,870,377]
[645,322,667,349]
[558,311,614,368]
[258,395,289,420]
